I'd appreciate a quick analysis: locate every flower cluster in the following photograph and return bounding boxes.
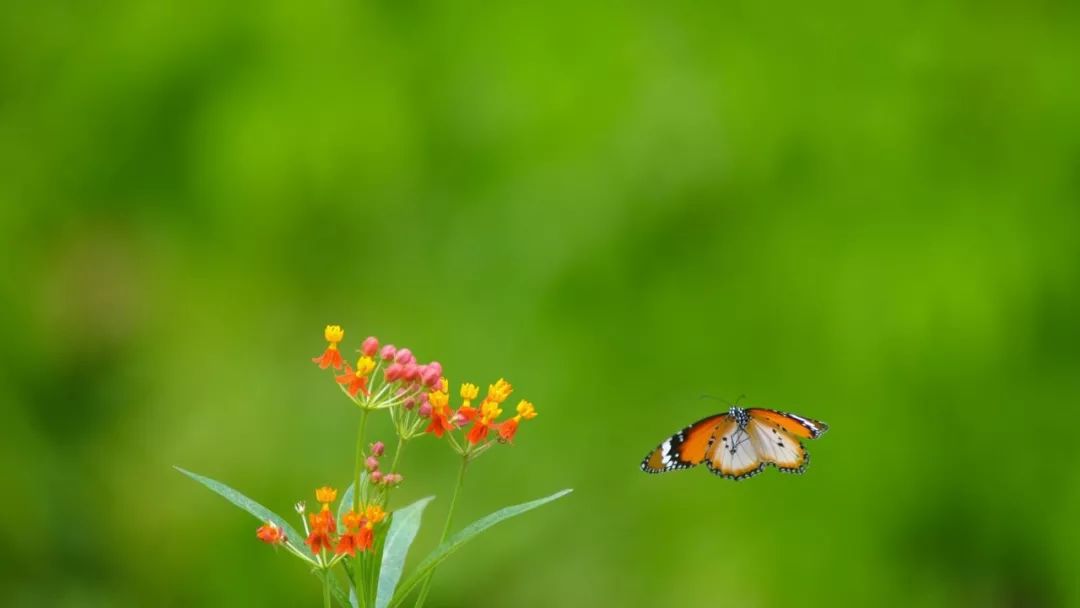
[420,377,538,456]
[335,503,387,557]
[255,486,387,567]
[313,327,442,413]
[185,323,560,608]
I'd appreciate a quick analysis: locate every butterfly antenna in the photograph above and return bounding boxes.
[734,394,747,406]
[699,394,736,408]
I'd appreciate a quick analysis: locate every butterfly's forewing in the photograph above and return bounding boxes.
[747,408,828,440]
[705,417,766,480]
[640,414,727,473]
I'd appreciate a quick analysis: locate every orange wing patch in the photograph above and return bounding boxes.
[747,408,828,440]
[640,415,727,473]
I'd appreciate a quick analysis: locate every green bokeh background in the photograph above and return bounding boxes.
[2,2,1079,606]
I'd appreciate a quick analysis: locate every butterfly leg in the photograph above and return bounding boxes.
[728,428,750,455]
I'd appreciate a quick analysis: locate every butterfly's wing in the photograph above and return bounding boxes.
[705,417,766,480]
[745,417,809,474]
[640,414,728,473]
[746,408,828,439]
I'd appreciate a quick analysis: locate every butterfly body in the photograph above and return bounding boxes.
[641,406,828,480]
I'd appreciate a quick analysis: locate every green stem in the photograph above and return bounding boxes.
[412,455,468,608]
[378,435,407,505]
[353,408,371,606]
[322,570,332,608]
[355,408,371,512]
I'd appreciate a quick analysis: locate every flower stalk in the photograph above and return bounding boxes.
[413,454,469,608]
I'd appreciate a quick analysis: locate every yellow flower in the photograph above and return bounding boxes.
[356,355,376,376]
[515,400,537,420]
[429,388,450,416]
[460,382,479,408]
[315,486,337,506]
[460,383,479,400]
[324,325,344,344]
[364,505,387,528]
[479,399,503,424]
[486,378,513,404]
[314,325,346,369]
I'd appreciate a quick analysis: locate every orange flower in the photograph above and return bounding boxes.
[425,385,455,438]
[334,532,361,556]
[356,526,374,551]
[256,521,285,544]
[334,506,384,556]
[466,398,503,444]
[336,356,375,397]
[313,325,345,369]
[497,418,518,442]
[334,513,367,556]
[306,509,336,554]
[498,400,537,442]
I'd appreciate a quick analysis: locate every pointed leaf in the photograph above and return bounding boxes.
[337,473,370,527]
[376,496,434,608]
[389,489,572,607]
[175,466,312,557]
[338,481,355,526]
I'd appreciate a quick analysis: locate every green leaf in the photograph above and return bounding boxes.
[337,473,369,526]
[376,496,434,608]
[174,466,312,557]
[338,481,355,526]
[328,574,353,608]
[388,489,572,607]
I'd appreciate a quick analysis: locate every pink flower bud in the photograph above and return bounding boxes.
[384,363,403,382]
[380,344,397,361]
[370,471,383,483]
[370,441,385,457]
[402,362,419,381]
[421,367,441,388]
[361,336,379,357]
[403,396,416,410]
[418,402,432,417]
[427,361,443,378]
[365,456,379,472]
[385,473,403,486]
[395,348,414,365]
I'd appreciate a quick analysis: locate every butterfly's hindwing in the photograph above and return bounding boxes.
[705,418,766,480]
[746,418,808,473]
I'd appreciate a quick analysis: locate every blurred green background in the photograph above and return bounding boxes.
[2,1,1079,606]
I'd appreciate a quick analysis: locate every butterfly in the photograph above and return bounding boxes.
[640,405,829,480]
